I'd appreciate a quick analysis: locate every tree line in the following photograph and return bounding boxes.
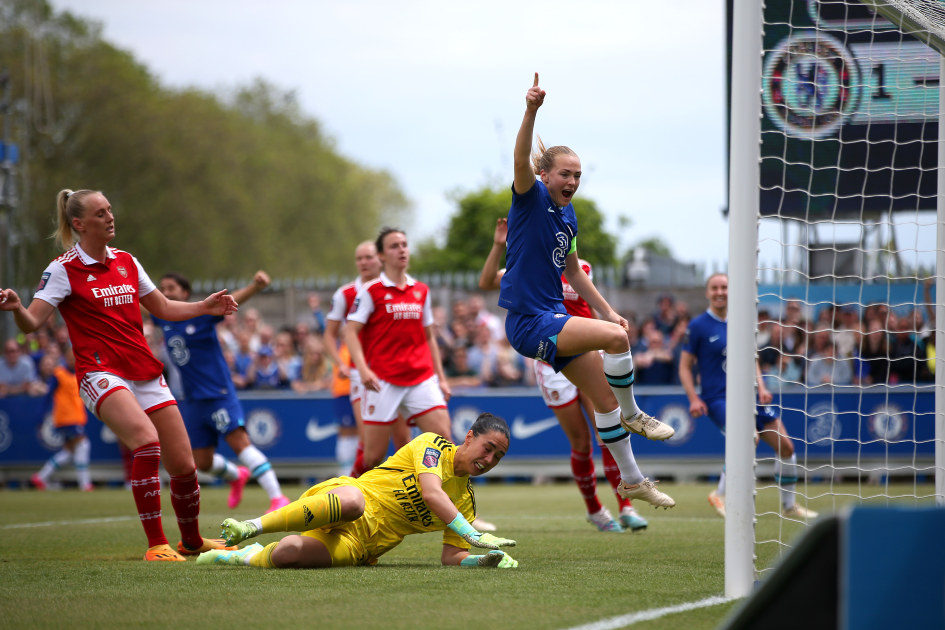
[1,0,624,289]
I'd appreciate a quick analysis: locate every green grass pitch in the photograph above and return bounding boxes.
[0,480,887,629]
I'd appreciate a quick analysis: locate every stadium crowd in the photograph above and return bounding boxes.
[2,285,935,407]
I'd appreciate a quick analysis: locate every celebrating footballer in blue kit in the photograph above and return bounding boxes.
[154,271,290,513]
[496,73,676,509]
[197,413,518,569]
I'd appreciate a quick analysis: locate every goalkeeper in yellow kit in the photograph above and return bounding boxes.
[197,412,518,569]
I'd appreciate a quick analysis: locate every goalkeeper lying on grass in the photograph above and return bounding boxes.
[197,412,518,569]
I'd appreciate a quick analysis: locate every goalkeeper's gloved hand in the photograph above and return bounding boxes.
[447,513,517,550]
[461,531,517,550]
[460,550,518,568]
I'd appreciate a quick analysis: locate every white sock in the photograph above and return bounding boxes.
[717,469,726,496]
[73,438,91,489]
[239,445,283,499]
[602,351,640,418]
[594,408,643,485]
[210,452,241,481]
[776,454,798,509]
[335,435,359,477]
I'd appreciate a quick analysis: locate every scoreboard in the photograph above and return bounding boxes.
[727,0,940,218]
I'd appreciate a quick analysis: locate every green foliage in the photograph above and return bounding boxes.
[0,0,408,285]
[630,236,674,258]
[411,184,617,274]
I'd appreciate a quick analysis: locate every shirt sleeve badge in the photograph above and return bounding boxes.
[422,447,441,468]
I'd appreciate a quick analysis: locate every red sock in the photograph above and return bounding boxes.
[601,447,631,510]
[169,469,202,549]
[131,442,167,547]
[349,443,365,478]
[571,449,603,514]
[120,443,134,484]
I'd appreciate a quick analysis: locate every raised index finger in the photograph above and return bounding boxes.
[533,72,539,87]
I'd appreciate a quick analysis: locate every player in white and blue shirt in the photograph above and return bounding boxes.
[679,273,817,520]
[494,73,676,509]
[154,271,289,513]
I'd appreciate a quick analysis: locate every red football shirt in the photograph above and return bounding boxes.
[33,245,164,382]
[561,259,594,319]
[327,278,364,368]
[347,272,435,386]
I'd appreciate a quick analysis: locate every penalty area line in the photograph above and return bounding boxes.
[560,595,736,630]
[1,515,137,530]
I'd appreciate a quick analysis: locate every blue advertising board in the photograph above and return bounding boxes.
[0,387,935,472]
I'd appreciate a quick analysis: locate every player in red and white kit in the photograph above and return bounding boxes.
[479,217,649,532]
[323,240,410,477]
[344,228,453,472]
[0,189,238,562]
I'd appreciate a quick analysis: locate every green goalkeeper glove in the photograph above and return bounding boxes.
[464,531,517,549]
[447,513,517,549]
[460,550,518,568]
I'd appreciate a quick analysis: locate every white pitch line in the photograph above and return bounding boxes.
[561,595,736,630]
[1,515,137,530]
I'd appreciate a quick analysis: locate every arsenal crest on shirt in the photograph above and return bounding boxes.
[116,265,128,278]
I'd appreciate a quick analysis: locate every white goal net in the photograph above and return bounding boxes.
[728,0,944,595]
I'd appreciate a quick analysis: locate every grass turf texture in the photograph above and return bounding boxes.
[0,481,924,629]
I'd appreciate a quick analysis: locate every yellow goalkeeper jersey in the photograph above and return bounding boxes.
[301,432,477,563]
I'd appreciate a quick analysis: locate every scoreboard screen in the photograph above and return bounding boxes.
[727,0,939,218]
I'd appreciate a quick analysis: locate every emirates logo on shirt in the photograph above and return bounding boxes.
[116,265,128,278]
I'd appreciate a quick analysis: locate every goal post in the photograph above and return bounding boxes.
[727,0,764,600]
[727,0,944,600]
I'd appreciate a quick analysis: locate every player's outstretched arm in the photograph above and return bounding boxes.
[419,472,516,549]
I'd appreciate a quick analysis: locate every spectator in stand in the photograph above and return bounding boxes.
[231,329,255,390]
[634,326,676,386]
[307,293,327,335]
[467,323,500,384]
[833,306,862,360]
[780,299,808,357]
[467,294,504,342]
[248,345,290,390]
[31,345,93,491]
[0,338,46,397]
[293,320,314,355]
[432,304,457,373]
[889,308,932,383]
[488,337,527,387]
[241,307,265,353]
[291,336,332,393]
[445,343,484,389]
[857,318,892,385]
[449,299,475,350]
[272,329,302,384]
[760,321,803,390]
[651,293,679,337]
[805,329,853,386]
